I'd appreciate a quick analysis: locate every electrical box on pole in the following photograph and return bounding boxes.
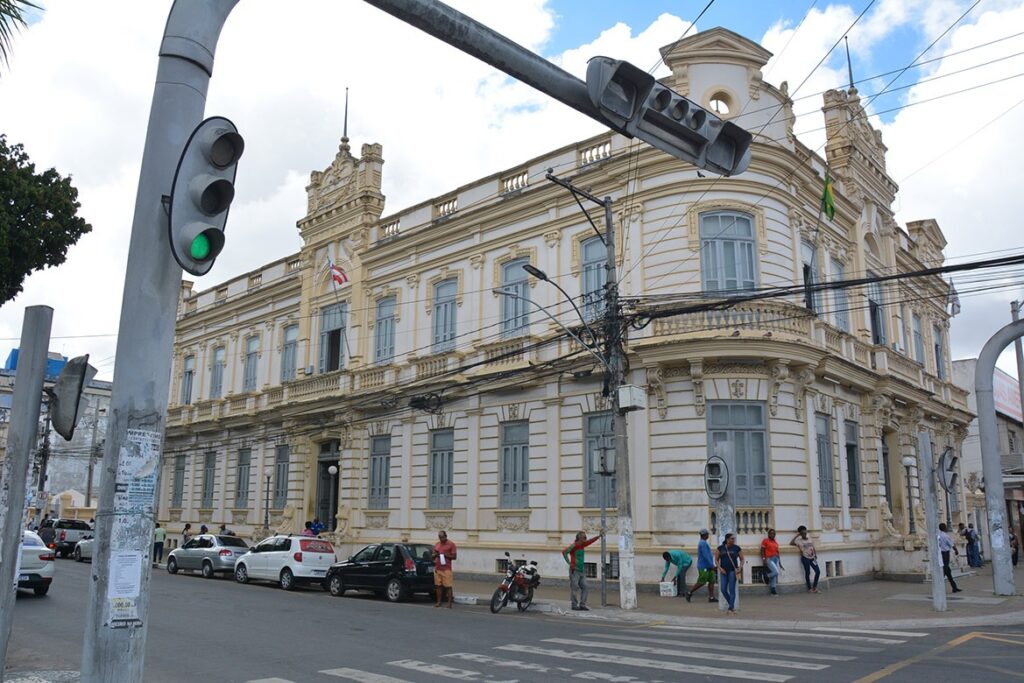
[45,354,97,441]
[585,57,752,176]
[168,116,244,276]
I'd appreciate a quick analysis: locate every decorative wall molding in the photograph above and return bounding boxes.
[424,512,454,531]
[691,360,706,417]
[582,513,616,534]
[768,360,789,417]
[496,511,531,532]
[364,511,391,529]
[646,367,668,419]
[793,366,815,421]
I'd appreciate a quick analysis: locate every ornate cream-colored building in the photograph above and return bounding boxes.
[159,28,972,586]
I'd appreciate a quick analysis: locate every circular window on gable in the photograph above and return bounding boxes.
[709,91,733,116]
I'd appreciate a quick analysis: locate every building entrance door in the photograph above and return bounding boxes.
[316,440,340,531]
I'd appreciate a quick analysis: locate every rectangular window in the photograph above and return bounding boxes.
[845,421,862,509]
[815,413,836,508]
[867,279,887,346]
[172,454,186,507]
[210,347,225,399]
[585,412,615,508]
[501,259,530,338]
[429,429,454,509]
[500,422,530,509]
[581,236,607,321]
[201,452,217,509]
[700,212,757,294]
[933,325,945,379]
[831,259,849,332]
[181,356,194,405]
[707,402,770,506]
[1009,429,1017,453]
[273,445,289,508]
[801,241,819,312]
[912,314,925,363]
[235,448,251,508]
[432,280,457,353]
[318,304,347,373]
[369,436,391,510]
[281,325,298,381]
[375,297,396,364]
[243,336,259,392]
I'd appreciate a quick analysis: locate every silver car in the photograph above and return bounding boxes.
[73,536,95,562]
[167,534,249,578]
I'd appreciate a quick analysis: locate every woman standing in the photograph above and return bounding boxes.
[715,533,743,614]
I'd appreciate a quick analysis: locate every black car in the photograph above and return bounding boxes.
[325,542,435,602]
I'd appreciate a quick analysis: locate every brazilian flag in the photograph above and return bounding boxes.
[821,171,836,221]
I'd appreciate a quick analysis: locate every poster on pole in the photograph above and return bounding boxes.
[107,551,143,628]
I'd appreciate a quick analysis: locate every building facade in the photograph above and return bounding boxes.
[160,29,972,585]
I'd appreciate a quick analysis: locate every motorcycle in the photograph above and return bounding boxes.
[490,551,541,613]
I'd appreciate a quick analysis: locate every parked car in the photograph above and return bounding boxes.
[18,530,55,596]
[325,542,435,602]
[167,534,249,578]
[233,534,336,590]
[39,518,92,558]
[73,536,95,562]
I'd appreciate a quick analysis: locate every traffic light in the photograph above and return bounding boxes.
[45,355,97,441]
[168,116,244,276]
[938,447,959,493]
[704,455,729,499]
[585,57,752,176]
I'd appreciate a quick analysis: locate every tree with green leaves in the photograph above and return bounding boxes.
[0,134,92,304]
[1,0,39,69]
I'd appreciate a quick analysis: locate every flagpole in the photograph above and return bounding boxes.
[326,256,355,364]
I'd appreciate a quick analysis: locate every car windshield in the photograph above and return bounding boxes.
[406,544,434,562]
[217,536,247,547]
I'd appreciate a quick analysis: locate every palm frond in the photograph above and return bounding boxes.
[0,0,42,69]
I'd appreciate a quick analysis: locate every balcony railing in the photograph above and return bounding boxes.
[653,300,812,338]
[710,507,773,536]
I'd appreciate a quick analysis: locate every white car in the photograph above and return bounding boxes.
[73,536,95,562]
[234,534,336,591]
[18,530,55,596]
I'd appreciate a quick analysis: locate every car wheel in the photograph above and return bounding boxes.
[73,547,83,563]
[279,567,295,591]
[385,577,406,603]
[328,574,346,597]
[167,557,178,574]
[33,586,49,596]
[201,561,215,579]
[234,563,249,584]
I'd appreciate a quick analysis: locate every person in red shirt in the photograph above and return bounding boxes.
[562,530,602,611]
[760,528,783,596]
[432,529,458,608]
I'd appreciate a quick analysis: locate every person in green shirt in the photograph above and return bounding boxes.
[152,523,167,567]
[563,530,602,611]
[661,549,692,598]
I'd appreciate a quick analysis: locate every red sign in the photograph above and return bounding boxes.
[993,368,1023,423]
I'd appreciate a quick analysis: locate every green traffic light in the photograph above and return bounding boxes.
[190,233,212,260]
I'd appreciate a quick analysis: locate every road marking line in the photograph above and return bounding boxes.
[974,634,1024,646]
[320,668,414,683]
[585,632,856,661]
[851,631,980,683]
[497,644,793,682]
[442,653,552,673]
[652,624,906,644]
[541,638,827,671]
[389,659,517,682]
[811,627,929,637]
[246,679,296,683]
[640,628,881,653]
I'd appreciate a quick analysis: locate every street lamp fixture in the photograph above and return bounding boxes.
[901,455,917,534]
[328,465,339,532]
[521,264,598,346]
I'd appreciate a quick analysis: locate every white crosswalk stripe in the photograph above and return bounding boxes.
[653,624,909,644]
[585,631,857,661]
[389,659,518,682]
[810,627,929,637]
[320,669,413,683]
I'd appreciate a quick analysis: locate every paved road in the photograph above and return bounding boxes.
[6,560,1024,682]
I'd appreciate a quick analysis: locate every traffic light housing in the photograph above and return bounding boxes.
[585,57,752,176]
[45,355,97,441]
[704,455,729,500]
[168,116,244,276]
[938,447,959,493]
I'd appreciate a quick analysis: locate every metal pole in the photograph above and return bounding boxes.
[598,444,607,608]
[85,408,104,507]
[974,319,1024,596]
[713,441,736,612]
[0,305,54,678]
[917,434,947,611]
[905,464,917,535]
[602,198,638,610]
[1012,302,1024,430]
[264,474,271,531]
[36,409,50,494]
[81,3,238,680]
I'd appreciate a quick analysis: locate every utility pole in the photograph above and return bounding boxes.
[917,434,947,612]
[35,407,51,494]
[85,406,105,507]
[1011,302,1024,430]
[81,3,238,681]
[264,473,272,532]
[0,306,53,678]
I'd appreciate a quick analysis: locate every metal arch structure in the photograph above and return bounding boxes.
[975,319,1024,596]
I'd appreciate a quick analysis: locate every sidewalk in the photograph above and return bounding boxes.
[452,563,1024,630]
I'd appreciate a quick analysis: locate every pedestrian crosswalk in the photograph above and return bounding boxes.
[246,624,930,683]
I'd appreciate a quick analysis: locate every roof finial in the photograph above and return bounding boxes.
[844,37,857,94]
[339,87,351,155]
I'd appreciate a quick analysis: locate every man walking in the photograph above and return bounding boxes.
[938,523,962,593]
[965,523,982,567]
[660,549,692,598]
[563,530,602,611]
[791,526,820,593]
[760,528,783,596]
[686,529,717,603]
[432,529,457,608]
[153,523,166,567]
[715,533,743,614]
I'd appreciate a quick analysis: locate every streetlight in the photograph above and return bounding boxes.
[328,464,339,532]
[263,473,271,532]
[521,264,597,345]
[901,455,917,535]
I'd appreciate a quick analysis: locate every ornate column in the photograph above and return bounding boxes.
[465,403,482,542]
[399,415,415,534]
[543,395,562,544]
